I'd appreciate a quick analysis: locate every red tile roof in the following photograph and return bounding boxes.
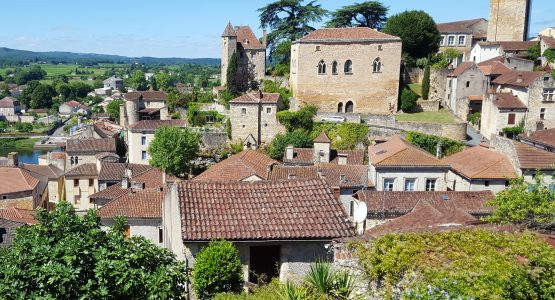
[478,41,538,51]
[436,19,485,34]
[124,91,167,102]
[284,148,365,165]
[21,164,63,179]
[0,97,18,108]
[300,28,400,42]
[235,25,265,50]
[98,189,163,219]
[492,71,546,88]
[467,95,483,101]
[542,35,555,49]
[66,138,116,154]
[128,120,187,132]
[64,163,98,177]
[193,150,277,181]
[369,135,448,167]
[89,184,130,202]
[442,146,517,180]
[0,207,38,225]
[493,93,527,109]
[513,141,555,170]
[177,179,354,241]
[268,164,372,188]
[64,100,90,110]
[0,168,40,194]
[449,62,476,77]
[98,163,152,181]
[268,165,319,181]
[229,92,280,104]
[519,128,555,149]
[49,152,66,160]
[314,132,331,143]
[478,60,511,76]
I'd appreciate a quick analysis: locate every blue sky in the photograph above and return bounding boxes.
[0,0,553,58]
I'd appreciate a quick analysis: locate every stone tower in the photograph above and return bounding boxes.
[487,0,531,42]
[221,22,237,87]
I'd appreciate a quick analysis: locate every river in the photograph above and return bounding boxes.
[0,148,50,164]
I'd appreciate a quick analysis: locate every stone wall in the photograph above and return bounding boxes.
[487,0,530,42]
[416,100,440,112]
[366,114,468,141]
[489,135,522,175]
[316,112,362,123]
[199,131,228,149]
[0,196,34,210]
[405,67,424,84]
[0,115,35,123]
[429,68,449,104]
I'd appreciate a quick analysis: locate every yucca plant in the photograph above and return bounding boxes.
[281,281,310,300]
[305,261,335,296]
[331,270,356,299]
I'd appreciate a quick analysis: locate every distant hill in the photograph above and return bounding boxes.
[0,47,220,66]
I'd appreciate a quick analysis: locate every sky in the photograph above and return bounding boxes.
[0,0,553,58]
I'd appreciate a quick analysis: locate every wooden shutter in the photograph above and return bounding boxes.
[508,114,515,125]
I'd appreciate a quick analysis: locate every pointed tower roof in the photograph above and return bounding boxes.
[314,132,331,143]
[222,22,237,37]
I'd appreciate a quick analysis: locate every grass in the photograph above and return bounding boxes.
[408,83,422,96]
[0,138,40,149]
[396,109,457,124]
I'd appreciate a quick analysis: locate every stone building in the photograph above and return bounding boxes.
[470,41,537,63]
[437,18,488,61]
[229,91,285,147]
[0,166,42,210]
[518,128,555,152]
[127,120,187,165]
[445,62,488,120]
[65,138,117,170]
[487,0,531,42]
[193,150,277,182]
[221,22,266,88]
[480,92,528,139]
[120,91,169,127]
[0,97,20,117]
[290,27,402,114]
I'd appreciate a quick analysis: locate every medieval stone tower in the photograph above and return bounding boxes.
[487,0,531,42]
[221,22,238,87]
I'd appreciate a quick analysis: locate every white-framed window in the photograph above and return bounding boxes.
[141,135,146,145]
[383,178,395,191]
[540,108,546,120]
[266,107,272,114]
[404,179,416,191]
[447,35,455,46]
[141,151,147,161]
[425,179,437,191]
[440,35,446,46]
[543,88,555,101]
[241,108,247,115]
[458,35,466,46]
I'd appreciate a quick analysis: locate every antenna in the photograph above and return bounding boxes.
[353,200,368,224]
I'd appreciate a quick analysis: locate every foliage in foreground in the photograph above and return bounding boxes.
[193,240,243,300]
[405,131,464,157]
[148,125,200,177]
[352,229,555,299]
[0,201,187,299]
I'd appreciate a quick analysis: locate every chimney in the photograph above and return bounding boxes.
[7,152,18,167]
[338,153,348,165]
[126,167,133,178]
[259,89,263,99]
[121,176,130,189]
[162,171,167,186]
[131,181,145,191]
[119,103,126,127]
[516,74,523,83]
[286,145,294,160]
[262,30,267,48]
[436,141,443,159]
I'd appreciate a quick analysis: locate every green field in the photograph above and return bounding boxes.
[408,83,422,96]
[0,63,128,79]
[396,109,457,124]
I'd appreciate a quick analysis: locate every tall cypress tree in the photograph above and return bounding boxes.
[226,52,239,94]
[422,64,430,100]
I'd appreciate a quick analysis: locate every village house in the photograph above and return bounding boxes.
[477,56,512,85]
[0,156,44,210]
[220,22,266,89]
[162,179,354,283]
[20,163,64,208]
[518,128,555,152]
[64,163,99,211]
[539,35,555,68]
[193,150,277,182]
[0,96,20,117]
[120,91,170,127]
[481,92,528,139]
[127,119,187,165]
[229,91,285,147]
[103,75,123,90]
[97,163,152,191]
[444,62,488,120]
[58,100,91,117]
[368,136,449,192]
[470,41,538,63]
[283,132,365,166]
[65,138,118,169]
[290,27,402,114]
[437,18,488,61]
[0,207,37,247]
[442,145,517,193]
[72,120,123,140]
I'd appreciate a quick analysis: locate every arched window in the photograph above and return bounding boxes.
[345,101,354,113]
[318,60,326,74]
[338,102,343,113]
[373,58,382,73]
[332,61,338,74]
[344,60,353,73]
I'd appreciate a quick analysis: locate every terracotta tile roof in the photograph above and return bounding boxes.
[299,27,400,42]
[318,164,370,188]
[221,22,236,37]
[369,136,448,167]
[449,62,475,77]
[229,92,280,104]
[284,148,365,165]
[268,165,319,181]
[542,35,555,49]
[98,189,163,219]
[492,70,546,88]
[363,200,479,238]
[513,141,555,170]
[478,60,511,76]
[467,95,483,101]
[0,207,38,225]
[93,121,122,138]
[442,146,517,180]
[356,190,495,217]
[193,150,277,181]
[314,132,331,143]
[235,25,265,50]
[64,163,98,178]
[21,164,63,179]
[50,152,66,160]
[493,93,527,109]
[89,184,130,202]
[133,168,176,188]
[499,41,538,51]
[0,97,18,108]
[124,91,167,102]
[519,128,555,149]
[66,138,116,154]
[177,179,354,241]
[99,163,152,181]
[64,100,90,110]
[128,120,187,132]
[436,18,485,34]
[0,167,40,194]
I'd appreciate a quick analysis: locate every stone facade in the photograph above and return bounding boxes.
[487,0,531,42]
[64,177,98,211]
[102,218,162,246]
[290,28,402,114]
[366,114,468,141]
[370,166,448,192]
[437,19,488,61]
[445,63,488,120]
[480,93,527,139]
[446,171,509,193]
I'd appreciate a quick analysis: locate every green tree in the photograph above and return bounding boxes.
[226,52,242,94]
[0,83,9,98]
[486,177,555,231]
[267,129,313,160]
[258,0,327,60]
[326,1,388,30]
[271,40,293,74]
[148,126,200,177]
[400,87,418,112]
[527,43,541,61]
[276,105,317,132]
[0,202,187,299]
[29,83,56,108]
[130,70,149,91]
[421,64,430,100]
[156,72,173,91]
[106,99,124,121]
[193,240,243,299]
[383,10,441,59]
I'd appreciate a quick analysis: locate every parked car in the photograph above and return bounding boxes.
[320,116,346,123]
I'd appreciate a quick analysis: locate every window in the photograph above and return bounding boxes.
[344,60,353,74]
[540,108,546,120]
[315,46,321,51]
[141,136,146,145]
[337,102,343,113]
[89,179,94,187]
[543,88,555,101]
[1,195,7,200]
[404,179,416,191]
[447,35,455,46]
[485,181,490,187]
[466,81,470,88]
[458,35,466,46]
[372,58,381,73]
[378,44,383,51]
[74,179,79,187]
[440,35,446,46]
[318,60,326,74]
[345,101,354,113]
[158,227,163,243]
[141,151,147,161]
[425,179,436,191]
[74,195,81,204]
[239,51,244,59]
[332,61,338,74]
[383,179,395,191]
[508,113,516,125]
[266,107,272,114]
[340,174,347,183]
[241,108,247,115]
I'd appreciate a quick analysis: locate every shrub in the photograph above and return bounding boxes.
[193,240,243,299]
[543,48,555,63]
[311,122,369,150]
[421,64,430,100]
[226,118,232,139]
[400,88,419,112]
[262,80,292,109]
[171,112,181,119]
[277,105,317,132]
[14,122,33,132]
[267,129,313,160]
[405,131,464,157]
[468,112,481,125]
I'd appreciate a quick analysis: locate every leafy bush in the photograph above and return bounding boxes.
[528,43,541,61]
[193,240,243,300]
[352,229,555,299]
[226,118,232,139]
[213,279,283,300]
[187,104,223,127]
[311,122,369,150]
[304,261,355,299]
[277,105,317,132]
[13,122,33,132]
[405,131,464,157]
[171,112,181,119]
[421,64,430,100]
[543,48,555,63]
[263,80,292,109]
[400,87,419,112]
[267,129,313,160]
[467,112,481,125]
